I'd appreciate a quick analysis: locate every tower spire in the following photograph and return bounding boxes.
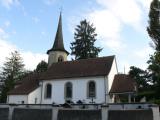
[47,12,68,54]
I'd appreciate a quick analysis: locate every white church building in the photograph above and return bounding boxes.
[7,13,136,104]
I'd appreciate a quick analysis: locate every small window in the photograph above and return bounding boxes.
[88,81,96,98]
[58,56,64,62]
[21,101,24,104]
[65,82,72,100]
[45,84,52,99]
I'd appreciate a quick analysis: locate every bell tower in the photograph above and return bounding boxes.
[47,12,69,67]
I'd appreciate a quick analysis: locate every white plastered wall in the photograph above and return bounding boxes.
[48,51,68,67]
[8,95,28,104]
[107,57,118,103]
[28,87,41,104]
[41,76,106,104]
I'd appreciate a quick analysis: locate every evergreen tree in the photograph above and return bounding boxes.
[70,19,102,60]
[147,52,160,98]
[147,0,160,51]
[147,0,160,100]
[0,51,25,102]
[35,60,48,73]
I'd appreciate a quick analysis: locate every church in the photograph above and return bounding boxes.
[7,13,136,104]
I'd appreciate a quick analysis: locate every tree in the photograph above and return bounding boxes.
[129,66,150,91]
[35,60,48,73]
[129,66,155,101]
[70,19,102,60]
[147,0,160,51]
[0,51,25,102]
[147,0,160,100]
[147,52,160,98]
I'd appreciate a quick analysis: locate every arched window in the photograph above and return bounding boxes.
[45,84,52,99]
[65,82,72,99]
[88,81,96,98]
[58,56,64,62]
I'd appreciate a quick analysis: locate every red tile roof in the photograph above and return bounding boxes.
[39,56,115,80]
[8,73,40,95]
[109,74,137,94]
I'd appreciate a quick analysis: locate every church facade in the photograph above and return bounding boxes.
[7,13,136,104]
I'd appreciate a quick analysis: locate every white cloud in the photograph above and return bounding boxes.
[21,51,47,70]
[43,0,56,5]
[0,0,20,9]
[68,10,125,51]
[98,0,142,27]
[68,0,151,52]
[136,0,152,10]
[88,10,126,51]
[89,10,121,39]
[0,39,48,70]
[0,28,48,70]
[134,47,154,59]
[0,39,17,67]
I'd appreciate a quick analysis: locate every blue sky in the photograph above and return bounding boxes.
[0,0,154,72]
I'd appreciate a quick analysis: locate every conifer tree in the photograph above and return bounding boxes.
[70,19,102,60]
[147,0,160,51]
[0,51,25,102]
[147,0,160,99]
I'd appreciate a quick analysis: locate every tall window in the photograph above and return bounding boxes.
[45,84,52,99]
[65,82,72,99]
[58,56,64,62]
[88,81,96,98]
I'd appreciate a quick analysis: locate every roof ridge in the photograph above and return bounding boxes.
[50,55,115,65]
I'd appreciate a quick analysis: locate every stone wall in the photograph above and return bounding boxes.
[0,108,9,120]
[12,108,52,120]
[57,109,101,120]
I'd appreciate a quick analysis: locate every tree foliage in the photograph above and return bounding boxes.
[147,0,160,51]
[129,66,155,101]
[129,66,150,92]
[0,51,25,103]
[147,0,160,100]
[147,52,160,98]
[35,60,48,73]
[70,19,102,60]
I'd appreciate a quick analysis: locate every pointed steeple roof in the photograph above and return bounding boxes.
[47,12,69,54]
